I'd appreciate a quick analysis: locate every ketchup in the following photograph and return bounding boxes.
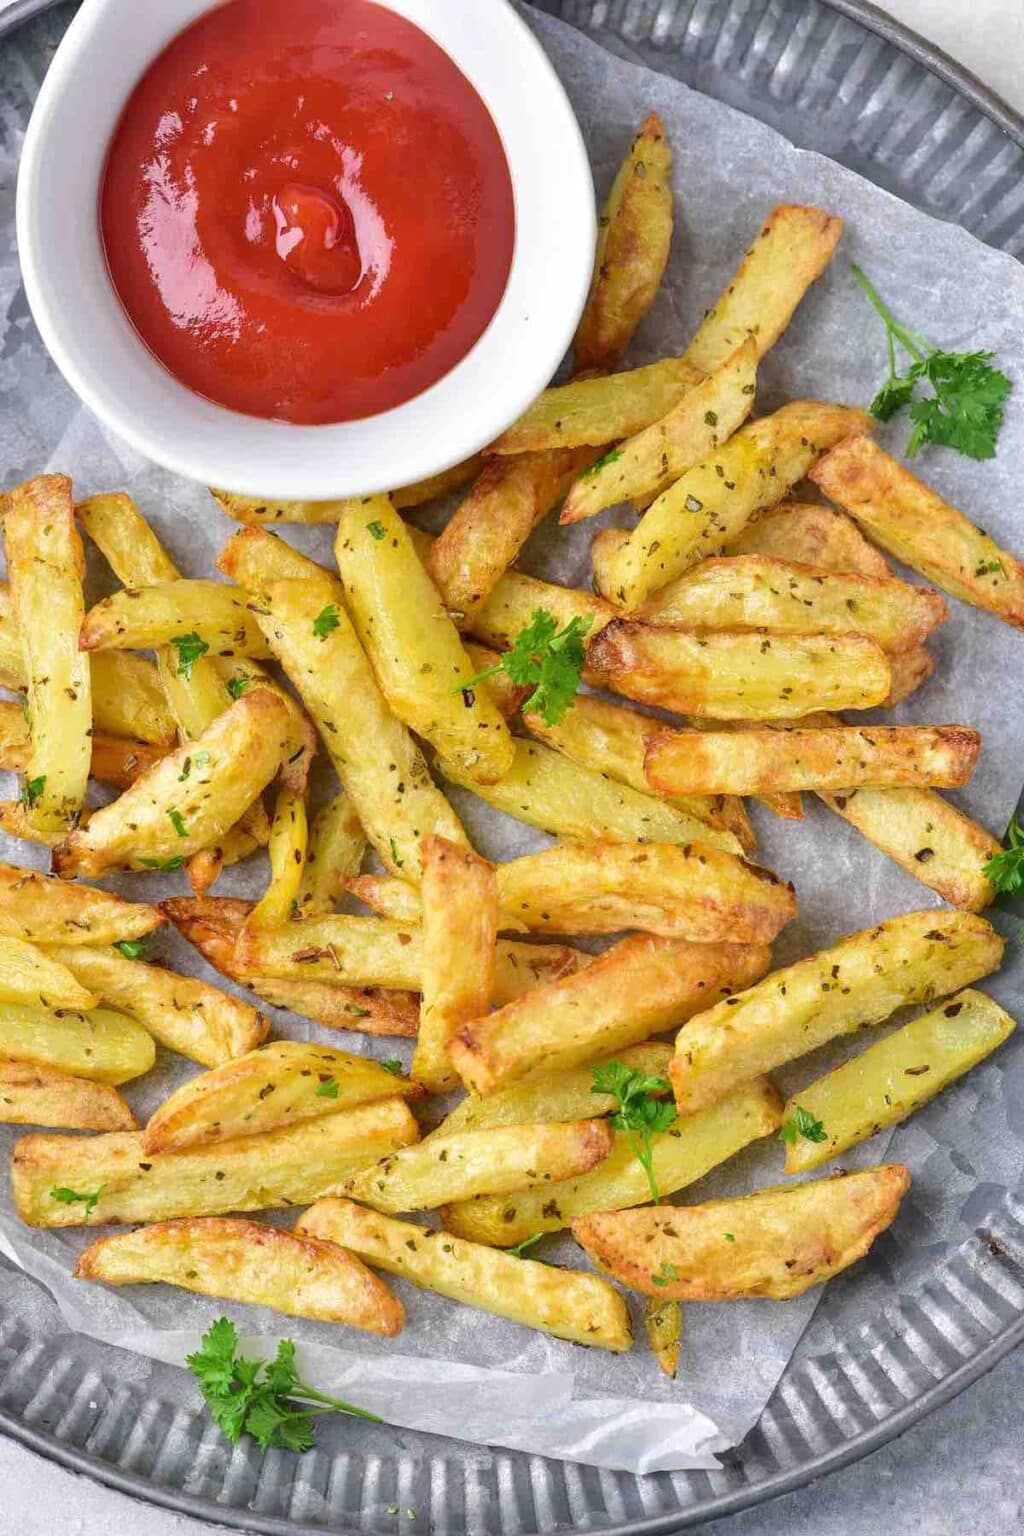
[100,0,516,425]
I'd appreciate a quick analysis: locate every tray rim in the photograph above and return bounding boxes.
[1,0,1023,1530]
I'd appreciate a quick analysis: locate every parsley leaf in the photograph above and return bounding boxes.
[853,265,1012,460]
[508,1233,546,1260]
[389,836,404,869]
[168,808,189,838]
[650,1261,679,1287]
[315,1078,339,1099]
[582,447,623,479]
[457,608,593,727]
[186,1317,379,1454]
[227,675,250,700]
[170,632,210,679]
[983,814,1024,894]
[140,855,185,872]
[779,1105,828,1146]
[381,1059,403,1075]
[590,1059,677,1203]
[115,939,146,960]
[366,520,386,540]
[312,604,341,641]
[49,1184,104,1217]
[20,774,46,809]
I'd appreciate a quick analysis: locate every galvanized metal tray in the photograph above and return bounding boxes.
[2,1,1024,1530]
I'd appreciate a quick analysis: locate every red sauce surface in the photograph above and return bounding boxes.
[101,0,516,424]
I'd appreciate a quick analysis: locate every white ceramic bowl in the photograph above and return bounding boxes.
[16,0,595,499]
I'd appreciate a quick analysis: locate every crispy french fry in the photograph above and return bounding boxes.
[143,1040,420,1154]
[469,562,615,651]
[345,1118,613,1213]
[572,1165,909,1300]
[75,1216,404,1335]
[0,702,165,790]
[80,580,271,658]
[0,1004,155,1084]
[41,943,267,1068]
[298,1198,630,1351]
[684,205,843,374]
[211,457,483,525]
[343,876,422,923]
[883,646,935,708]
[450,934,771,1096]
[2,474,91,834]
[0,1058,137,1130]
[492,356,705,456]
[444,1078,782,1245]
[818,786,1000,911]
[574,112,673,372]
[810,435,1024,630]
[245,787,308,932]
[561,338,758,521]
[414,837,497,1094]
[645,724,980,796]
[162,896,420,1037]
[218,525,328,588]
[0,801,72,849]
[592,403,873,609]
[0,863,162,947]
[645,1298,682,1378]
[670,909,1004,1115]
[637,555,946,653]
[587,621,892,720]
[0,936,98,1008]
[783,988,1014,1173]
[53,689,292,878]
[730,499,892,578]
[184,824,264,896]
[295,793,366,918]
[12,1097,420,1228]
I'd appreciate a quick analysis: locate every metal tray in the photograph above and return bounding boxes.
[2,1,1024,1530]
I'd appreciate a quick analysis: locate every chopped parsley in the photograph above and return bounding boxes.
[227,675,250,700]
[779,1105,828,1146]
[389,836,404,869]
[167,809,189,838]
[366,520,386,540]
[49,1184,104,1217]
[170,632,209,679]
[315,1078,340,1099]
[458,608,593,727]
[650,1261,679,1287]
[381,1059,403,1075]
[115,939,146,960]
[140,855,185,872]
[312,604,341,641]
[508,1233,546,1260]
[983,814,1024,894]
[591,1059,677,1203]
[20,774,46,809]
[582,447,623,479]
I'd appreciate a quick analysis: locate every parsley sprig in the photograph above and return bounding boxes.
[591,1060,677,1203]
[779,1106,827,1146]
[186,1317,379,1452]
[853,265,1012,460]
[50,1184,104,1217]
[983,814,1024,895]
[458,608,593,727]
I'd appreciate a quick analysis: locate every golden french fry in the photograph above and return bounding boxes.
[574,112,673,372]
[0,702,165,790]
[184,824,263,896]
[592,403,873,609]
[587,621,892,720]
[646,724,980,796]
[12,1097,420,1228]
[684,205,843,374]
[53,689,292,878]
[2,474,91,834]
[0,1004,155,1084]
[41,943,267,1068]
[414,837,497,1094]
[0,862,162,946]
[245,787,308,932]
[810,435,1024,630]
[298,1198,630,1351]
[80,580,271,658]
[296,794,366,918]
[469,561,615,651]
[883,646,935,708]
[0,1058,137,1130]
[0,801,72,849]
[561,338,758,521]
[88,654,178,745]
[444,1078,782,1245]
[671,909,1004,1115]
[450,933,771,1096]
[143,1040,420,1154]
[783,988,1014,1173]
[492,356,705,456]
[162,896,420,1037]
[211,457,483,525]
[645,1298,681,1378]
[75,1216,404,1335]
[730,498,892,578]
[572,1165,909,1300]
[343,876,422,922]
[217,525,328,588]
[0,936,98,1009]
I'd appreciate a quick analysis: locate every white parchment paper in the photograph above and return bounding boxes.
[2,4,1024,1475]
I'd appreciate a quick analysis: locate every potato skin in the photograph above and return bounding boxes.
[0,1059,137,1130]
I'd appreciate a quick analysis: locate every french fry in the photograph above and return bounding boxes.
[684,205,843,374]
[571,1165,909,1300]
[75,1217,404,1336]
[491,356,705,456]
[469,562,615,651]
[143,1040,420,1154]
[80,580,271,658]
[296,794,365,918]
[346,1118,613,1214]
[343,875,422,923]
[414,837,497,1094]
[53,689,293,878]
[574,112,673,372]
[810,434,1024,630]
[730,499,892,578]
[587,621,892,720]
[2,474,91,834]
[11,1097,420,1228]
[645,724,980,796]
[444,1078,782,1245]
[591,403,872,609]
[184,824,264,897]
[645,1298,681,1379]
[297,1199,631,1351]
[210,456,483,525]
[217,524,328,588]
[560,338,758,521]
[0,863,162,947]
[817,786,1001,912]
[162,896,420,1037]
[637,555,946,653]
[0,702,166,790]
[41,943,268,1068]
[450,934,771,1096]
[0,801,72,849]
[670,909,1004,1115]
[883,646,935,708]
[245,788,308,932]
[783,988,1014,1173]
[0,1004,155,1084]
[0,936,98,1009]
[0,1058,137,1130]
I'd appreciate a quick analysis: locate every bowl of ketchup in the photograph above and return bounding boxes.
[16,0,596,498]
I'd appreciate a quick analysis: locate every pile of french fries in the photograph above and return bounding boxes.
[1,109,1019,1387]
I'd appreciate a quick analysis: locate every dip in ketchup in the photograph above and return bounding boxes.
[100,0,516,424]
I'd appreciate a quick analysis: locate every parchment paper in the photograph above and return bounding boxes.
[2,3,1024,1475]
